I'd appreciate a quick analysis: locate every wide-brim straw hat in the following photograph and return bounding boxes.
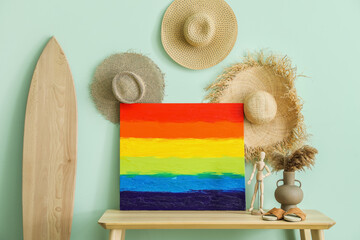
[161,0,237,70]
[205,51,307,161]
[91,53,165,123]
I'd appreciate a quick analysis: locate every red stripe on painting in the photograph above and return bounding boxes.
[120,121,244,138]
[120,103,244,123]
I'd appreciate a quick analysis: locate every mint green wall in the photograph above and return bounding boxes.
[0,0,359,239]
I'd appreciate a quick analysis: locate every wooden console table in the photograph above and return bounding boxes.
[98,210,335,240]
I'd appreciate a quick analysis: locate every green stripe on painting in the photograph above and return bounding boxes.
[120,156,245,175]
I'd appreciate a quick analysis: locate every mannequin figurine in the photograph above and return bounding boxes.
[247,151,271,214]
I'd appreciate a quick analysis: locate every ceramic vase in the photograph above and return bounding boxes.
[274,171,303,211]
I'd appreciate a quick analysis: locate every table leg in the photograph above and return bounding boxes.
[300,229,311,240]
[109,229,126,240]
[311,230,325,240]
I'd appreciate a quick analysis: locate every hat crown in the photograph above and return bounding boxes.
[244,91,277,125]
[183,13,215,47]
[112,71,146,104]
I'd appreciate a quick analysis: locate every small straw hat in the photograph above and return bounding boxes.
[205,51,307,161]
[90,53,165,123]
[161,0,238,70]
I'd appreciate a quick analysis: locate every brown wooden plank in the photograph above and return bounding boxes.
[23,37,77,240]
[98,210,336,230]
[300,229,311,240]
[109,229,126,240]
[311,230,325,240]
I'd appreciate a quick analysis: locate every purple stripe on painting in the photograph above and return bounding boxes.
[120,190,245,210]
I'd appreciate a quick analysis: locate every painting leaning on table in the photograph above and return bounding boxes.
[119,103,246,210]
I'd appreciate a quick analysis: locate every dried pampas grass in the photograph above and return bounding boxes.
[270,145,318,172]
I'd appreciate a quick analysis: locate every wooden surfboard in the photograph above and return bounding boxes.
[23,37,77,240]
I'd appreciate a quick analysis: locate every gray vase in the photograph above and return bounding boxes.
[274,171,303,211]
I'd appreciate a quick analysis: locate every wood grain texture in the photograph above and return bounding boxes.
[300,229,311,240]
[98,210,335,230]
[109,229,125,240]
[23,37,77,240]
[311,229,325,240]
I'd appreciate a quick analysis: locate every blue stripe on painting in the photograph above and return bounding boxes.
[120,174,245,193]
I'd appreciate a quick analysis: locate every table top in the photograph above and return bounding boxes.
[98,210,335,230]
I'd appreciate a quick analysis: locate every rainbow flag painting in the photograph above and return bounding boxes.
[119,103,245,210]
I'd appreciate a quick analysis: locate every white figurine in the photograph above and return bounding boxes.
[247,151,271,214]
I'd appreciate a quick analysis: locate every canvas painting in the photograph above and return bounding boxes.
[119,103,245,210]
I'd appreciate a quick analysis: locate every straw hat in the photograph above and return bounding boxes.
[90,53,165,123]
[205,51,307,161]
[161,0,238,70]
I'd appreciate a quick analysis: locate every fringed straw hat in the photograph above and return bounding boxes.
[161,0,238,70]
[90,53,165,123]
[205,51,307,162]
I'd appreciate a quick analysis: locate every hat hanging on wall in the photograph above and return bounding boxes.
[90,52,165,123]
[205,51,307,161]
[161,0,238,70]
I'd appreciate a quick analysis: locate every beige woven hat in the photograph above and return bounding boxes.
[90,53,165,123]
[205,51,307,161]
[161,0,238,70]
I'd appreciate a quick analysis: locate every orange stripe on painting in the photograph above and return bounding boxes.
[120,121,244,138]
[120,103,244,123]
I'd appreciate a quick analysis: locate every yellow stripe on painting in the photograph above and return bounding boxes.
[120,156,245,175]
[120,138,244,158]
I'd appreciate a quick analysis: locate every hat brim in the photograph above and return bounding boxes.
[205,51,307,161]
[161,0,238,70]
[91,53,165,123]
